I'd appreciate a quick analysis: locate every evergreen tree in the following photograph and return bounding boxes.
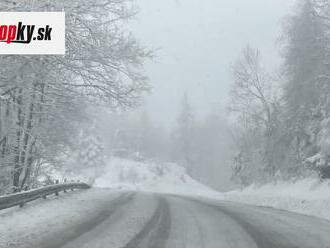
[78,127,105,173]
[283,0,330,177]
[175,92,195,174]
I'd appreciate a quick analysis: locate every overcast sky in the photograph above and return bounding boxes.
[130,0,296,127]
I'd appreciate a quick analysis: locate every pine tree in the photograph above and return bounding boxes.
[175,92,195,175]
[78,128,104,173]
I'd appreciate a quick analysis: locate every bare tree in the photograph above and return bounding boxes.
[0,0,151,193]
[229,45,282,184]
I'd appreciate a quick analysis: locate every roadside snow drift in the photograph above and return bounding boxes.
[94,157,219,197]
[224,178,330,220]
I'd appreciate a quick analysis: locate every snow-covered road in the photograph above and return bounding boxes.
[2,189,330,248]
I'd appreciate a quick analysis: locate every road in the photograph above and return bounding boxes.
[3,190,330,248]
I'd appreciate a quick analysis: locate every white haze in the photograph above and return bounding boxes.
[130,0,296,127]
[93,0,295,191]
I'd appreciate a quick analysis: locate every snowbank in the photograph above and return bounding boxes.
[0,189,124,247]
[94,157,220,197]
[224,178,330,220]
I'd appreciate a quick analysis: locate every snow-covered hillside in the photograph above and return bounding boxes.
[94,157,219,197]
[224,178,330,221]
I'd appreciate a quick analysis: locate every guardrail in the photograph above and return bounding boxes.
[0,183,91,211]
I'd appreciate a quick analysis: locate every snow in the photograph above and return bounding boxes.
[0,189,124,247]
[92,157,330,222]
[94,157,220,197]
[61,193,158,248]
[224,177,330,220]
[6,156,330,247]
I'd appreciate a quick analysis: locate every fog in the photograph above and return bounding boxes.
[4,1,330,246]
[130,0,295,127]
[103,0,295,190]
[1,0,315,195]
[90,0,297,191]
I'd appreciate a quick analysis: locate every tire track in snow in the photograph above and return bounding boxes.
[122,196,171,248]
[178,196,300,248]
[43,192,135,248]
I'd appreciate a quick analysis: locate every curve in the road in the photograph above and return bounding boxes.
[211,204,291,248]
[11,191,330,248]
[43,192,136,248]
[178,197,280,248]
[176,195,330,248]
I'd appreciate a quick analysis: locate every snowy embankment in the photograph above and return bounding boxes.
[0,189,125,247]
[94,157,220,197]
[224,178,330,220]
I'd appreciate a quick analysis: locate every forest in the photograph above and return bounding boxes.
[229,0,330,186]
[0,0,329,195]
[0,0,151,194]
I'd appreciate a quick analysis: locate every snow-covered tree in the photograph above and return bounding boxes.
[0,0,150,193]
[78,128,105,172]
[228,0,330,184]
[173,92,195,175]
[282,0,330,178]
[229,45,284,184]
